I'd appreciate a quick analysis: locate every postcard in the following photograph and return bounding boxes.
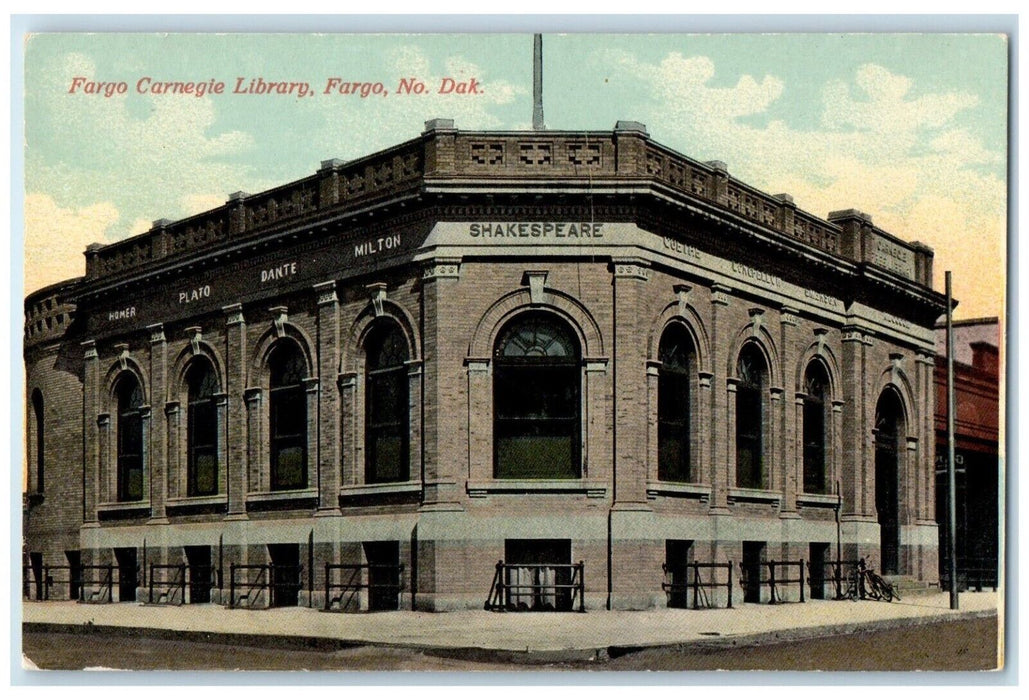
[18,27,1006,674]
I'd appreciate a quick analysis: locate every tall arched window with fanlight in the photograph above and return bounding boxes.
[365,322,410,484]
[31,390,44,493]
[735,344,767,489]
[115,374,145,502]
[493,312,581,479]
[802,361,830,494]
[269,343,307,491]
[658,325,695,482]
[186,359,219,497]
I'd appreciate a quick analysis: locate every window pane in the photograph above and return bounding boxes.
[272,445,305,490]
[369,371,404,424]
[495,366,577,419]
[803,399,826,493]
[193,452,218,495]
[365,323,410,484]
[370,435,405,482]
[493,313,581,480]
[191,403,216,446]
[495,433,576,479]
[368,325,409,369]
[120,461,143,502]
[736,384,763,488]
[272,389,306,437]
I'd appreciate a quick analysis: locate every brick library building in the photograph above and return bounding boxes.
[24,119,947,611]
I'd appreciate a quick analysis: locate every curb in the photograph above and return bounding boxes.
[23,608,998,666]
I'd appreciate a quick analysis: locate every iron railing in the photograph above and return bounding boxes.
[808,559,862,600]
[739,559,807,604]
[79,565,115,603]
[940,557,1000,592]
[228,564,269,609]
[148,564,186,605]
[323,563,405,612]
[485,561,586,612]
[662,561,734,609]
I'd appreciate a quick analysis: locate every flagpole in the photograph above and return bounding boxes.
[532,34,545,131]
[946,271,959,610]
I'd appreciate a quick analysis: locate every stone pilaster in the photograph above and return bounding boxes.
[148,324,168,522]
[406,359,424,483]
[645,360,661,485]
[465,358,490,483]
[709,284,731,513]
[421,259,462,509]
[82,340,99,524]
[314,281,341,514]
[337,372,358,487]
[223,304,247,519]
[840,326,873,518]
[164,402,180,499]
[303,377,320,489]
[611,259,651,507]
[243,387,263,496]
[915,350,936,523]
[779,309,799,515]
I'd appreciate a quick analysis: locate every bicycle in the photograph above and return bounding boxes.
[842,559,901,602]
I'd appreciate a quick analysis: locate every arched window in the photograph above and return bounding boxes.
[658,325,695,482]
[269,343,307,491]
[186,360,219,497]
[494,313,581,479]
[31,390,44,493]
[802,361,830,494]
[365,322,410,484]
[735,345,767,489]
[875,389,905,575]
[115,374,144,502]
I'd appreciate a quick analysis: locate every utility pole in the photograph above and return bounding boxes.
[946,271,959,610]
[532,34,545,131]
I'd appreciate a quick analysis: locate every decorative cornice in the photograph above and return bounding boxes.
[612,258,650,281]
[314,280,338,306]
[423,258,461,281]
[710,283,731,306]
[147,323,165,345]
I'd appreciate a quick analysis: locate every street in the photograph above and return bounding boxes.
[22,614,999,672]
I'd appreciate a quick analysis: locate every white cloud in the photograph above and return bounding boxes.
[24,193,119,295]
[605,52,1005,319]
[308,45,524,159]
[28,52,257,239]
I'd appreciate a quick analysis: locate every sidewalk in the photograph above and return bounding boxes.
[22,591,1000,662]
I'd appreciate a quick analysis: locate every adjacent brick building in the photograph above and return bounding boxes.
[934,318,1001,589]
[24,119,947,611]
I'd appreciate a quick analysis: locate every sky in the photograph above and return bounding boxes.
[22,32,1008,320]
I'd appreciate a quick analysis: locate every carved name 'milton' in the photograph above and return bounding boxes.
[469,222,604,239]
[354,233,401,258]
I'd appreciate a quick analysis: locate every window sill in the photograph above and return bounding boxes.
[727,488,782,506]
[166,495,228,508]
[796,492,841,508]
[97,500,150,514]
[245,488,318,504]
[467,479,607,498]
[339,481,422,497]
[646,481,711,501]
